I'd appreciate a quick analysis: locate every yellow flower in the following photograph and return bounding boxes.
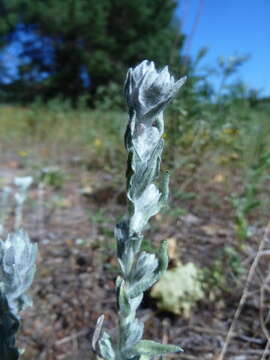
[94,138,102,148]
[17,150,28,157]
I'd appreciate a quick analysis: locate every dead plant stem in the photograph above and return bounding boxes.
[217,221,270,360]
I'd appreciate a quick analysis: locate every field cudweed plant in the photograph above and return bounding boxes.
[0,230,37,359]
[92,60,186,360]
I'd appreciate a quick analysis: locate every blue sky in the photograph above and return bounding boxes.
[176,0,270,96]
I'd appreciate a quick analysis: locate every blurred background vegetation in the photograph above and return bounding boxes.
[0,0,185,103]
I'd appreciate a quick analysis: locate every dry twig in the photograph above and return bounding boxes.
[217,221,270,360]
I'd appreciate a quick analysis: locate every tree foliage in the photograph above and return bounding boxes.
[0,0,185,103]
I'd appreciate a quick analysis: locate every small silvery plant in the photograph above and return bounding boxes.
[92,60,186,360]
[0,230,38,359]
[14,177,33,229]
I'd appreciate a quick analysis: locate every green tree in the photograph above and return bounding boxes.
[0,0,185,103]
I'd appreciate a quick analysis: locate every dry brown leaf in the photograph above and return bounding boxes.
[201,224,228,236]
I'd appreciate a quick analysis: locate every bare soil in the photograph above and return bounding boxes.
[1,152,270,360]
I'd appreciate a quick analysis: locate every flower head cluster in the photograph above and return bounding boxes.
[13,176,33,191]
[124,60,186,121]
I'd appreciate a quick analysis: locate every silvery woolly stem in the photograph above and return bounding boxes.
[14,201,23,230]
[92,60,186,360]
[37,182,45,239]
[14,177,33,229]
